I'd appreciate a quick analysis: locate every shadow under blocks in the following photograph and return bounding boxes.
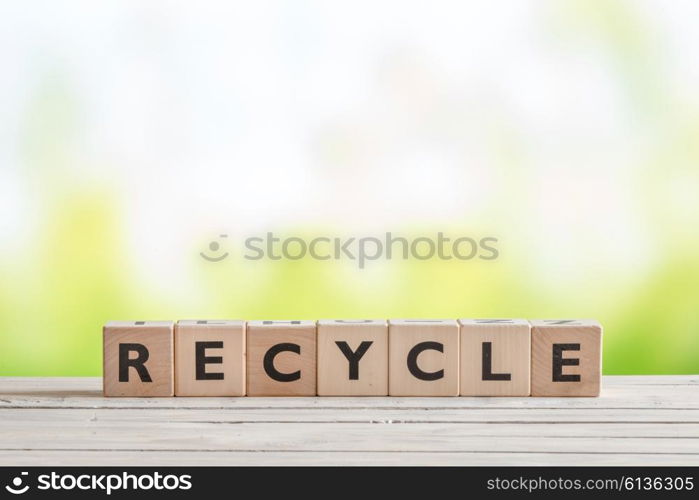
[102,319,602,397]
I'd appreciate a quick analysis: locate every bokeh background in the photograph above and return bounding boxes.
[1,0,698,376]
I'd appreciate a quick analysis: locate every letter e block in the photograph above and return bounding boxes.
[531,319,602,397]
[388,319,459,396]
[103,321,174,397]
[247,320,316,396]
[175,320,246,396]
[317,319,388,396]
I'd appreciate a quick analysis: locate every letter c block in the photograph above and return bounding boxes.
[388,319,459,396]
[246,320,317,396]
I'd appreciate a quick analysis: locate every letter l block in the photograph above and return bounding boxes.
[459,319,531,396]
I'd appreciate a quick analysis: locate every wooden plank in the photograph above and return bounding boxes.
[1,375,696,393]
[1,377,697,409]
[1,407,699,423]
[1,418,698,439]
[1,450,695,466]
[2,394,697,409]
[0,422,698,453]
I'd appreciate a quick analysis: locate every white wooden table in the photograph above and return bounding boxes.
[0,376,697,466]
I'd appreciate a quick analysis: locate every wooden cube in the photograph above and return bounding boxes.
[459,319,531,396]
[246,320,316,396]
[530,319,602,397]
[388,319,459,396]
[175,320,246,397]
[317,319,388,396]
[103,321,174,397]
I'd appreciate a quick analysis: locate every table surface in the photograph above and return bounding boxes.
[0,376,697,466]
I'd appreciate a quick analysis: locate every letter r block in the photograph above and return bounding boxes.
[388,319,459,396]
[530,319,602,397]
[103,321,174,397]
[317,320,388,396]
[175,320,246,396]
[246,320,316,396]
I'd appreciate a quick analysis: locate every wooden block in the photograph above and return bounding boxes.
[388,319,459,396]
[530,319,602,397]
[317,319,388,396]
[459,319,531,396]
[174,320,246,397]
[246,320,317,396]
[103,321,174,397]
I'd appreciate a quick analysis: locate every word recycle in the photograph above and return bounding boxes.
[103,319,602,397]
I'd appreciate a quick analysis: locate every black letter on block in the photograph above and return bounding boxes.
[335,341,373,380]
[482,342,511,381]
[264,343,301,382]
[552,343,581,382]
[196,341,224,380]
[407,341,444,381]
[119,343,152,382]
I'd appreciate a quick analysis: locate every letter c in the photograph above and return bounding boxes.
[263,343,301,382]
[407,341,444,381]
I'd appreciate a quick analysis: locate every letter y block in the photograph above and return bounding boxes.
[317,320,388,396]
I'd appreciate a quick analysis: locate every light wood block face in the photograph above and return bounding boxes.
[317,320,388,396]
[103,321,174,397]
[531,319,602,397]
[246,321,317,396]
[459,319,531,396]
[388,319,459,396]
[174,320,246,397]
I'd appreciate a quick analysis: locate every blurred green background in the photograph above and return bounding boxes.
[1,0,698,376]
